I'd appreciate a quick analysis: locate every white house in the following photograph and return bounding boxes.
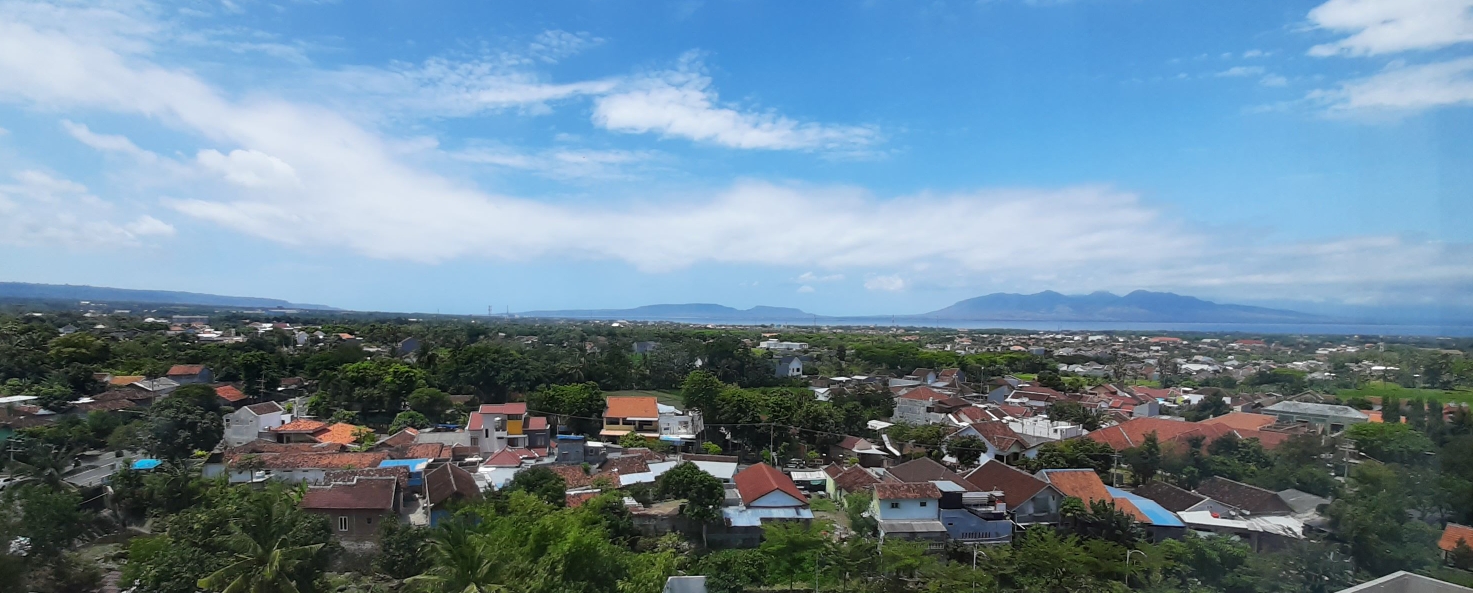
[223,401,287,447]
[871,482,948,543]
[656,403,704,443]
[775,356,804,378]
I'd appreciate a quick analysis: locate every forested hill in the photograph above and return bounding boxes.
[0,282,335,310]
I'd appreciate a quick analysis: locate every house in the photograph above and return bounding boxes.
[1439,524,1473,561]
[1177,510,1304,551]
[887,457,976,491]
[219,450,388,484]
[776,356,804,378]
[1193,476,1294,515]
[423,463,482,525]
[871,482,948,544]
[299,476,400,542]
[892,386,969,425]
[1131,481,1238,515]
[214,384,248,406]
[602,396,661,440]
[1261,401,1369,433]
[633,341,659,355]
[908,368,938,384]
[830,436,888,468]
[656,403,704,446]
[1086,417,1236,452]
[469,403,546,454]
[271,420,370,446]
[715,463,813,548]
[165,364,213,385]
[828,465,884,500]
[951,421,1029,464]
[223,401,287,447]
[963,460,1062,525]
[395,337,421,357]
[1200,412,1278,432]
[1036,468,1114,507]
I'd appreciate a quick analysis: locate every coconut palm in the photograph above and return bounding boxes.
[8,444,80,491]
[197,493,324,593]
[405,519,504,593]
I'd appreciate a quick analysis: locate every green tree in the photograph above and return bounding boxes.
[654,462,724,522]
[504,466,567,508]
[701,442,723,455]
[1346,422,1435,464]
[196,492,327,593]
[47,333,109,366]
[405,519,503,593]
[528,382,604,434]
[1323,463,1440,576]
[144,393,224,460]
[844,490,878,537]
[1382,395,1402,424]
[947,435,987,467]
[407,387,453,421]
[389,410,433,434]
[759,521,827,590]
[681,371,727,416]
[375,521,431,579]
[1406,397,1427,431]
[1122,431,1163,486]
[619,431,651,450]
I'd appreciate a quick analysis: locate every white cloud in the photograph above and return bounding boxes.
[592,53,880,151]
[0,170,172,247]
[450,145,660,180]
[528,30,604,63]
[196,148,300,188]
[1242,49,1270,58]
[864,275,907,292]
[1216,66,1266,77]
[1307,0,1473,57]
[796,285,815,293]
[1,1,1472,306]
[330,57,618,118]
[1260,74,1289,87]
[797,271,844,283]
[1310,57,1473,112]
[61,119,159,162]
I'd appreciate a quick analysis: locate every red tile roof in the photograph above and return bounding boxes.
[245,401,283,416]
[566,491,600,508]
[214,385,247,403]
[898,386,950,402]
[886,457,977,491]
[967,421,1024,453]
[234,451,387,470]
[964,461,1049,503]
[526,416,548,431]
[1040,469,1112,506]
[833,466,881,493]
[1201,412,1277,431]
[604,396,660,419]
[483,449,525,468]
[1441,523,1473,552]
[405,443,452,460]
[546,464,595,489]
[734,463,808,505]
[1086,417,1228,451]
[300,477,396,511]
[873,482,942,500]
[166,364,206,376]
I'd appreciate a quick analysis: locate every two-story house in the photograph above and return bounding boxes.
[165,364,213,385]
[602,396,661,440]
[775,356,804,378]
[223,401,287,447]
[871,482,949,544]
[963,460,1062,525]
[656,403,703,444]
[892,386,970,425]
[468,403,532,454]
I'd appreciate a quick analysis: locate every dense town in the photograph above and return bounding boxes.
[2,306,1472,593]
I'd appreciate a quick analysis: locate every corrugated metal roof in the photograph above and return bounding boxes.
[722,506,815,527]
[1107,486,1185,527]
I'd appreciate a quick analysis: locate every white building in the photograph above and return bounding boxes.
[223,401,287,447]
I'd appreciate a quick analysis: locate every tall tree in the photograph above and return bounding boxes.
[196,493,326,593]
[1382,395,1401,424]
[1123,431,1163,485]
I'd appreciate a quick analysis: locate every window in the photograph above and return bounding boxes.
[366,517,372,524]
[919,501,927,507]
[337,516,348,531]
[889,502,900,509]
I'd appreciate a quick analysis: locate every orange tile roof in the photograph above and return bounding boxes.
[1201,412,1277,431]
[214,385,247,403]
[604,396,659,419]
[316,423,368,445]
[1441,523,1473,552]
[1087,417,1231,451]
[1041,469,1112,506]
[273,419,328,433]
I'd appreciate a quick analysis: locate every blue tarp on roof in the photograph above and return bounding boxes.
[1108,486,1186,527]
[131,459,161,470]
[379,458,431,486]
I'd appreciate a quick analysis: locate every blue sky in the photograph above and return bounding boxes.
[0,0,1471,315]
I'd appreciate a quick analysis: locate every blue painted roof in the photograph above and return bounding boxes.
[556,434,587,441]
[378,458,430,471]
[1108,486,1186,527]
[131,459,161,470]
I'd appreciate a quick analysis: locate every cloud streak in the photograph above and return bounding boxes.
[1307,0,1473,57]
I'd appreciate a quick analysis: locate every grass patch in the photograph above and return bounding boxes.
[606,389,684,407]
[1337,381,1473,404]
[809,497,838,513]
[1013,373,1038,381]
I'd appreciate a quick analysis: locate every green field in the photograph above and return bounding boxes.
[605,389,684,407]
[1337,381,1473,404]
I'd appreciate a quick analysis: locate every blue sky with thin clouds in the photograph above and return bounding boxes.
[0,0,1470,315]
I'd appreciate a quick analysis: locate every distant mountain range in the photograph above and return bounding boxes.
[520,290,1325,324]
[0,282,335,310]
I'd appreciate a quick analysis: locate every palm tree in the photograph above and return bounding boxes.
[197,493,324,593]
[8,444,80,491]
[405,519,504,593]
